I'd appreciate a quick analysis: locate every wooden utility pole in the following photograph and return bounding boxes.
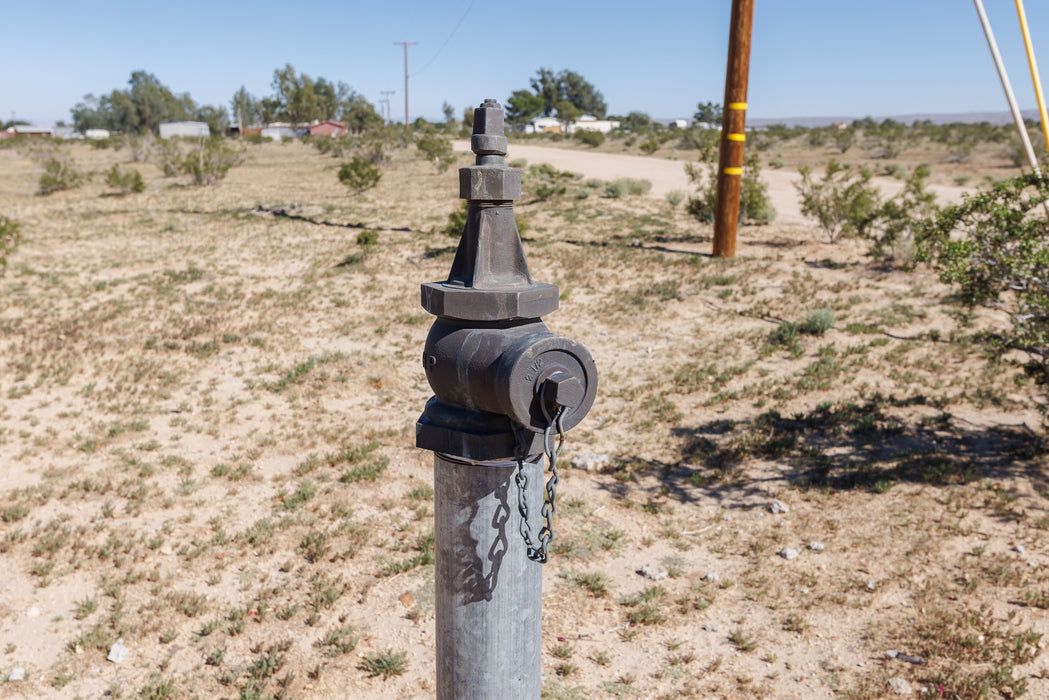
[394,42,417,130]
[713,0,756,258]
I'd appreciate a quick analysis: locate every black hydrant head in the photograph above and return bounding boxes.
[416,99,598,460]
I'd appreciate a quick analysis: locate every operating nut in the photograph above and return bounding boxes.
[542,371,585,410]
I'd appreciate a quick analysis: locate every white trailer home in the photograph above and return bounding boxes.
[159,122,210,139]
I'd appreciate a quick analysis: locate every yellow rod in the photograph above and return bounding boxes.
[1016,0,1049,158]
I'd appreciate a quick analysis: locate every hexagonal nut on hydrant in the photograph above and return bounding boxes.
[459,166,522,201]
[542,371,586,412]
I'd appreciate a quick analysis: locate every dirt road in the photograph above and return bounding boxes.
[454,140,972,227]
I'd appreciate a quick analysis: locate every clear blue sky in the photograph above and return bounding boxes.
[4,0,1049,126]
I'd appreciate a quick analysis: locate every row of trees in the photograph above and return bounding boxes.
[230,64,383,134]
[71,71,227,136]
[69,66,384,137]
[506,68,608,125]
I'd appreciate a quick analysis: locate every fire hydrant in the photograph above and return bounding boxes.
[417,99,597,699]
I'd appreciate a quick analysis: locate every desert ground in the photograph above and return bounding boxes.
[1,130,1048,699]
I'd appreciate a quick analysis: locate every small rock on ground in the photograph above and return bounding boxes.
[570,453,612,473]
[7,668,25,682]
[779,548,800,560]
[1015,544,1026,554]
[640,563,668,581]
[888,676,912,695]
[705,571,720,583]
[808,541,825,551]
[769,500,790,514]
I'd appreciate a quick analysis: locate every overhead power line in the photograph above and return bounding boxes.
[410,0,476,78]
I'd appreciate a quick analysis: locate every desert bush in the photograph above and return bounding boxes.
[686,152,775,224]
[916,173,1049,404]
[0,215,22,271]
[796,160,935,259]
[181,139,243,186]
[356,230,378,249]
[800,307,835,335]
[639,138,661,155]
[536,182,567,200]
[415,132,455,173]
[677,127,720,161]
[833,126,855,154]
[574,130,604,147]
[605,178,651,198]
[666,190,685,208]
[105,165,145,194]
[441,201,468,237]
[38,156,82,195]
[154,138,182,176]
[527,162,577,200]
[795,161,880,243]
[337,156,381,193]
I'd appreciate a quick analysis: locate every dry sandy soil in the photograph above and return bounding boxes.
[1,134,1048,699]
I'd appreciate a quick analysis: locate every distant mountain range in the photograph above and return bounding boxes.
[651,110,1041,128]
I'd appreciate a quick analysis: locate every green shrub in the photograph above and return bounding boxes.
[442,201,468,237]
[356,230,378,249]
[154,138,182,176]
[181,139,243,186]
[105,164,145,194]
[639,138,661,155]
[605,178,651,198]
[38,157,82,195]
[536,182,566,200]
[415,132,455,172]
[800,307,835,335]
[338,156,382,193]
[796,160,935,258]
[574,130,605,147]
[916,173,1049,403]
[665,190,686,208]
[795,161,879,242]
[0,215,22,271]
[686,153,775,224]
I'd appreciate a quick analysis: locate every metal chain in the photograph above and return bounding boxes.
[513,407,569,563]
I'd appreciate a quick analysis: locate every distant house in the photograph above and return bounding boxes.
[524,117,564,134]
[309,120,347,137]
[85,129,111,140]
[53,127,81,140]
[159,121,210,139]
[567,115,620,134]
[261,126,296,140]
[669,119,688,130]
[12,125,53,137]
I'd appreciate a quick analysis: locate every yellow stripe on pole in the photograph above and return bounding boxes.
[723,167,743,175]
[1016,0,1049,159]
[727,133,746,141]
[727,102,748,110]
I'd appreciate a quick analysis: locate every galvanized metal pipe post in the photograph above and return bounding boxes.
[434,453,541,698]
[417,99,598,699]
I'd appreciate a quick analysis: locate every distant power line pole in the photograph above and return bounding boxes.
[713,0,755,258]
[394,42,417,130]
[380,91,396,126]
